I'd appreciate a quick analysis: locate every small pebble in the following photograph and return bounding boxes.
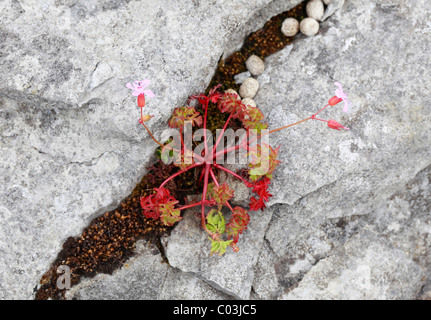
[245,55,265,76]
[306,0,325,21]
[241,98,256,108]
[281,17,299,37]
[299,18,319,36]
[224,89,240,99]
[239,78,259,99]
[323,0,331,4]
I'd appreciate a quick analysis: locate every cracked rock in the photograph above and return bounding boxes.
[2,0,431,301]
[0,0,303,299]
[164,209,274,299]
[281,228,424,300]
[64,241,169,300]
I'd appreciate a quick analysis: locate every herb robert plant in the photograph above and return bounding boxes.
[126,80,352,256]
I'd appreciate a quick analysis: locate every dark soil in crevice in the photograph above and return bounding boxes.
[35,1,308,300]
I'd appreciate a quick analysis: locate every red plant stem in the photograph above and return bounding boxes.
[311,116,329,123]
[177,201,206,211]
[212,112,322,167]
[213,143,243,161]
[203,101,210,159]
[245,103,331,146]
[211,113,234,156]
[266,116,312,136]
[201,163,213,235]
[140,122,165,148]
[198,166,205,183]
[312,103,330,117]
[225,201,235,213]
[213,164,248,184]
[159,162,202,188]
[209,167,219,187]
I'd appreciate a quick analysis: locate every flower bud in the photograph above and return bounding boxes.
[231,244,240,253]
[328,96,342,106]
[137,93,146,108]
[327,119,349,131]
[140,114,154,123]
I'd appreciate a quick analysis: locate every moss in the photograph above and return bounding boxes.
[207,2,306,94]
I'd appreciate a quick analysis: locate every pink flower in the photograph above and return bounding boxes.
[126,79,155,98]
[334,82,352,112]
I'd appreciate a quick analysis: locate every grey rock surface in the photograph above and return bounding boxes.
[165,209,273,299]
[256,0,431,209]
[1,0,430,300]
[64,240,232,300]
[250,0,431,299]
[158,267,233,300]
[65,241,169,300]
[281,228,424,300]
[0,0,302,299]
[252,163,431,299]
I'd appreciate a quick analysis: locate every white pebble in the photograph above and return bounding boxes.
[224,89,240,99]
[239,78,259,99]
[281,17,299,37]
[241,98,256,108]
[306,0,325,21]
[299,18,319,36]
[245,55,265,76]
[323,0,331,4]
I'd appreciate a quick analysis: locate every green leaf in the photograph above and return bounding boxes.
[206,209,226,235]
[159,201,182,226]
[208,237,233,256]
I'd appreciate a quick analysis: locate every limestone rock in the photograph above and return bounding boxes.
[251,0,431,300]
[0,0,302,299]
[234,71,252,85]
[281,229,424,300]
[165,209,273,299]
